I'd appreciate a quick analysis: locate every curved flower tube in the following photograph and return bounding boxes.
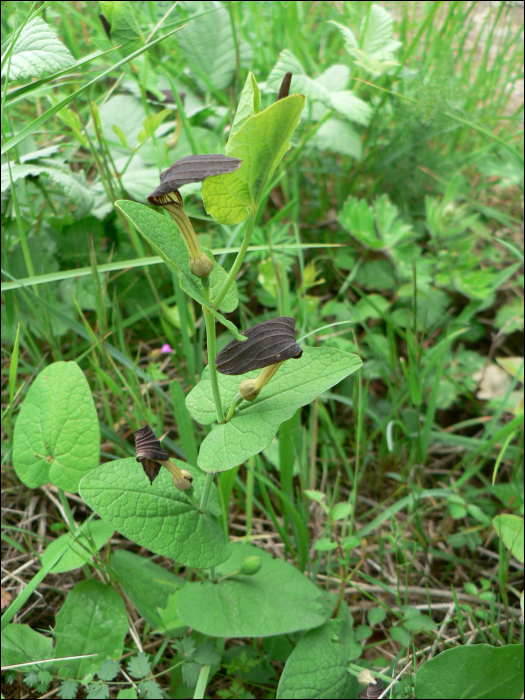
[148,154,242,278]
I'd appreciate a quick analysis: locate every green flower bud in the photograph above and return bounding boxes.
[238,379,260,402]
[189,253,215,278]
[239,555,262,576]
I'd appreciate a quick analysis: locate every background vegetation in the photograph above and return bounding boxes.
[1,1,523,698]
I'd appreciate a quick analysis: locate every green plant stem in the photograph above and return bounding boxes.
[246,459,255,536]
[202,278,225,424]
[200,472,214,514]
[58,488,77,530]
[193,664,210,700]
[212,208,257,311]
[225,393,244,422]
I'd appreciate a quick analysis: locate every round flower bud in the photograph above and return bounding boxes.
[189,253,214,278]
[239,555,262,576]
[238,379,260,402]
[173,469,193,491]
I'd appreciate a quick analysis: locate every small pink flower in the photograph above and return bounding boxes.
[161,344,172,354]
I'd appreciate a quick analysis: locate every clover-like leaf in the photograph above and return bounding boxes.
[339,194,414,251]
[79,458,228,568]
[330,6,402,77]
[13,361,100,493]
[186,346,362,472]
[202,80,305,224]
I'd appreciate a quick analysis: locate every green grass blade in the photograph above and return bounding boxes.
[170,380,198,465]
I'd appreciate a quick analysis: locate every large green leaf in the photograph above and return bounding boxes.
[177,543,329,637]
[111,550,186,632]
[276,618,360,699]
[415,644,524,699]
[79,458,229,568]
[13,361,100,493]
[53,580,128,681]
[99,1,142,45]
[186,346,362,472]
[115,200,237,314]
[2,624,54,672]
[202,86,306,224]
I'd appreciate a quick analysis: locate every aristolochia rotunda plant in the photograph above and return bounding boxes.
[11,72,363,693]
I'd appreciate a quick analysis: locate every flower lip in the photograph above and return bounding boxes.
[135,424,169,484]
[148,154,242,201]
[215,317,303,375]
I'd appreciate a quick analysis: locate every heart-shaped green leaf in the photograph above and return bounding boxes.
[202,87,306,224]
[13,361,100,493]
[79,458,229,568]
[186,346,362,472]
[177,543,329,637]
